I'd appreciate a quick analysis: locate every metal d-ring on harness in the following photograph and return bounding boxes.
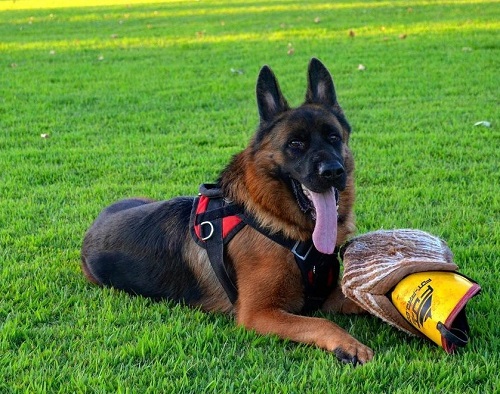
[199,221,215,241]
[190,183,340,312]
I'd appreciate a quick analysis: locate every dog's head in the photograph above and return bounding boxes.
[252,58,354,253]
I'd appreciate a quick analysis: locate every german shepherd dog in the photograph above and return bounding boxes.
[81,58,374,365]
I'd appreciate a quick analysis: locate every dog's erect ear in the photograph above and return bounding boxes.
[305,58,338,107]
[256,65,289,123]
[306,58,352,140]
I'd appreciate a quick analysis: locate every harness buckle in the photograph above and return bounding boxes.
[291,241,313,261]
[200,221,215,241]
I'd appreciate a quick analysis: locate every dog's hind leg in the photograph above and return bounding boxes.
[81,198,155,285]
[81,254,100,285]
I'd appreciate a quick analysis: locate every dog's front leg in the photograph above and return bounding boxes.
[236,307,373,365]
[229,233,373,364]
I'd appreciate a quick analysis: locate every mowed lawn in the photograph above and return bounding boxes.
[0,0,498,392]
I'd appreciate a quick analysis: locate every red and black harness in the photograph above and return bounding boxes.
[190,184,340,313]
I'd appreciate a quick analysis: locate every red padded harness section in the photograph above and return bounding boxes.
[193,195,243,241]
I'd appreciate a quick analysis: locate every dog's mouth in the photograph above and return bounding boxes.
[290,178,339,254]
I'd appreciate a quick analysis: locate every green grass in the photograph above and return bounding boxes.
[1,0,498,392]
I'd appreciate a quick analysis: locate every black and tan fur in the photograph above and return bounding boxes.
[81,58,374,365]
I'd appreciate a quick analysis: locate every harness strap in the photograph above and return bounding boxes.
[194,195,239,304]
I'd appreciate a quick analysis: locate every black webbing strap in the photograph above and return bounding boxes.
[437,322,469,348]
[198,195,239,304]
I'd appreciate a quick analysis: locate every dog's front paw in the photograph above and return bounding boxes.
[333,342,374,366]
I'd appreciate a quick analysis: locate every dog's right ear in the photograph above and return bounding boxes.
[256,65,289,124]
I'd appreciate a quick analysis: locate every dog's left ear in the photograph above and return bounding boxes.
[306,58,352,140]
[305,58,338,107]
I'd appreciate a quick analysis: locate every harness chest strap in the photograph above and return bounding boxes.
[190,184,339,311]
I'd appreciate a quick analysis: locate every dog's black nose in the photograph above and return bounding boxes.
[318,162,345,181]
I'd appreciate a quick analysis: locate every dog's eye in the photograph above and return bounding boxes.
[328,133,341,144]
[289,139,306,150]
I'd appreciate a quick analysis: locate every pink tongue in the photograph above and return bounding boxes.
[309,187,337,254]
